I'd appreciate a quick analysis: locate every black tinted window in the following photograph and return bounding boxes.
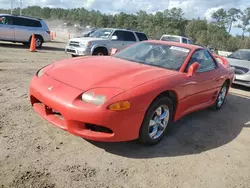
[0,16,13,25]
[112,31,136,41]
[182,38,188,43]
[12,17,42,27]
[135,32,148,41]
[112,31,124,41]
[123,31,136,41]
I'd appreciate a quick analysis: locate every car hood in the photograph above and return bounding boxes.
[46,56,178,91]
[69,37,107,43]
[226,57,250,69]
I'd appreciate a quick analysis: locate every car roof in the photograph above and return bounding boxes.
[146,40,203,50]
[98,28,146,34]
[237,49,250,52]
[0,14,42,21]
[161,34,191,39]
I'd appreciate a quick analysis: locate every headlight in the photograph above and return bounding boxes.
[79,43,86,47]
[36,64,54,78]
[81,92,106,106]
[79,42,91,48]
[87,42,91,47]
[36,68,44,77]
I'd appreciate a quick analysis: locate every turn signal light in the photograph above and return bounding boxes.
[108,101,131,111]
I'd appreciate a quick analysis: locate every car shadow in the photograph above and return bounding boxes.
[231,84,250,92]
[87,93,250,158]
[0,42,65,52]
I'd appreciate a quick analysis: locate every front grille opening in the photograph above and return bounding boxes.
[231,66,249,75]
[85,123,113,134]
[30,96,41,105]
[235,79,250,84]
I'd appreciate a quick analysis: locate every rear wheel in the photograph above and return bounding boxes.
[139,96,174,145]
[29,35,43,48]
[35,36,43,48]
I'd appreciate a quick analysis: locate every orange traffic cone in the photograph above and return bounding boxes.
[29,34,36,52]
[51,32,54,40]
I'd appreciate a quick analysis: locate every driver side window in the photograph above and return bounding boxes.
[186,49,217,72]
[111,31,124,41]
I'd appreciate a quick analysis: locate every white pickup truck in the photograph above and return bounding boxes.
[65,28,148,57]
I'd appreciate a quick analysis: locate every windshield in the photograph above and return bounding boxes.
[89,29,113,39]
[113,42,190,70]
[228,50,250,61]
[161,36,180,42]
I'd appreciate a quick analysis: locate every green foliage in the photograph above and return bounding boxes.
[1,6,250,51]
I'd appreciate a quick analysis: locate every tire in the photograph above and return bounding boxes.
[139,96,174,145]
[212,82,229,110]
[35,35,43,48]
[29,35,43,48]
[71,54,78,58]
[92,48,108,56]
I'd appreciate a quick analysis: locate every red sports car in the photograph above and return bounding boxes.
[29,40,234,145]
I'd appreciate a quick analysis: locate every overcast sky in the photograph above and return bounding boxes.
[1,0,250,35]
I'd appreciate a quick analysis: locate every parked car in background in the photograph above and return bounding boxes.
[0,14,50,48]
[65,28,148,57]
[160,34,193,44]
[226,49,250,87]
[75,28,98,38]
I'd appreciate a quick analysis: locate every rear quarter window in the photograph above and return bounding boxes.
[135,32,148,41]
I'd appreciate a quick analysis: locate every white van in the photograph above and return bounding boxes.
[160,34,193,44]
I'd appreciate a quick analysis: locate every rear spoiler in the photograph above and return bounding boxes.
[213,54,230,68]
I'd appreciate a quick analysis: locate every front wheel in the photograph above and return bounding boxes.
[139,96,174,145]
[212,82,229,109]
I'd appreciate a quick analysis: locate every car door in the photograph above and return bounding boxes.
[0,16,15,41]
[108,30,126,50]
[12,17,32,42]
[122,31,137,47]
[108,30,137,50]
[184,49,222,110]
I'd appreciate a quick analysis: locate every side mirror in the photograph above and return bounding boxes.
[111,35,118,40]
[110,48,118,55]
[187,62,200,77]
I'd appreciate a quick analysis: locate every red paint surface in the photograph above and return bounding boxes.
[29,41,234,142]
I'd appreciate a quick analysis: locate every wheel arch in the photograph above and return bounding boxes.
[149,90,179,120]
[224,78,231,95]
[91,44,109,55]
[29,34,44,43]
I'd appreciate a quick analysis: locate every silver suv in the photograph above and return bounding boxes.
[65,28,148,57]
[0,14,50,48]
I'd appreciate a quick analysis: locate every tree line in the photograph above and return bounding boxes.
[1,6,250,52]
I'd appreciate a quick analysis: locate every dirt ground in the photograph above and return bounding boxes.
[0,34,250,188]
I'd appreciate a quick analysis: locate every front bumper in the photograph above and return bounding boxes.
[233,74,250,87]
[29,75,144,142]
[65,45,91,56]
